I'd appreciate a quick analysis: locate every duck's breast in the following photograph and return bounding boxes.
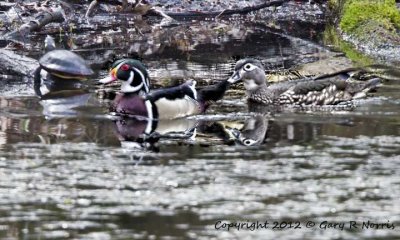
[113,94,149,117]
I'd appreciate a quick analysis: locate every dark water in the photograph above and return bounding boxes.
[1,20,400,240]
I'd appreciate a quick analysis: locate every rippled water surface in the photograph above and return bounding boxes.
[1,19,400,240]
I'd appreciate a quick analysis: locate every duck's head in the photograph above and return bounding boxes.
[228,115,269,146]
[99,59,150,94]
[228,59,267,91]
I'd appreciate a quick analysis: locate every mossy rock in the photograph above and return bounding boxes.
[323,24,375,66]
[326,0,400,64]
[351,20,400,47]
[340,0,400,34]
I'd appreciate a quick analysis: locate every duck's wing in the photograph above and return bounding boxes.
[294,79,347,94]
[145,80,201,119]
[146,80,197,102]
[278,79,351,105]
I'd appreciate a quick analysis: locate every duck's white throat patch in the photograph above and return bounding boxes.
[120,68,149,94]
[244,79,259,91]
[121,71,143,93]
[132,67,149,93]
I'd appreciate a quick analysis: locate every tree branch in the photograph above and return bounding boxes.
[164,0,287,18]
[4,9,65,44]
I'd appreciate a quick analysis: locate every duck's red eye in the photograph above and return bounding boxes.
[120,64,130,71]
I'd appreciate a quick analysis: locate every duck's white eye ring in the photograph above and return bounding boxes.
[244,64,255,71]
[243,139,256,146]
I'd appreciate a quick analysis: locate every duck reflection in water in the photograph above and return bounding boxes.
[114,116,198,151]
[227,113,361,146]
[226,114,270,146]
[113,114,262,150]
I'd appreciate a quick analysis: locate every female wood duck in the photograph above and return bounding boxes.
[228,59,381,106]
[99,59,233,119]
[226,114,269,146]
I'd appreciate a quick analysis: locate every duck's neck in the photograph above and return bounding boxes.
[245,81,267,94]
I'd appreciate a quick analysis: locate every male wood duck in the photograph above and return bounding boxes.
[99,59,233,119]
[114,116,198,151]
[100,58,150,94]
[228,59,381,106]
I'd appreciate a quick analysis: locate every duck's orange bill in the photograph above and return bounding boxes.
[99,67,117,84]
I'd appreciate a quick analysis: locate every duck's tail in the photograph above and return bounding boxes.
[353,78,382,99]
[363,77,382,91]
[197,80,231,109]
